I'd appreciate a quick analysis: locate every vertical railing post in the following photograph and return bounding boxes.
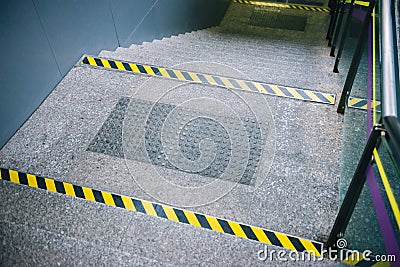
[336,0,377,114]
[329,0,347,52]
[332,0,356,71]
[327,0,342,43]
[327,126,382,249]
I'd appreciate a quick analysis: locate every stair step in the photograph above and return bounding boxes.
[0,178,334,266]
[127,26,219,50]
[1,3,348,265]
[139,40,335,71]
[155,34,332,56]
[0,219,167,266]
[115,37,336,74]
[99,48,341,91]
[170,30,331,56]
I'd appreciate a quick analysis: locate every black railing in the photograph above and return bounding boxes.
[326,0,400,253]
[336,0,377,112]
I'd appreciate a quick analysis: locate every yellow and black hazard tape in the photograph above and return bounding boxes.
[82,56,336,105]
[345,0,371,7]
[233,0,330,12]
[347,97,381,111]
[341,249,391,266]
[0,168,324,256]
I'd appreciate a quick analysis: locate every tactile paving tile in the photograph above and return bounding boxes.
[249,8,308,31]
[87,97,263,186]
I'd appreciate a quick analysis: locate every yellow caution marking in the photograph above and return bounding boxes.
[188,72,201,82]
[162,205,179,222]
[82,56,335,105]
[102,191,116,206]
[251,227,272,244]
[129,63,140,73]
[143,65,155,75]
[236,79,252,91]
[115,61,126,71]
[158,67,171,78]
[205,216,225,233]
[44,178,57,193]
[87,57,97,66]
[27,174,38,188]
[304,90,322,102]
[142,200,157,216]
[219,77,235,88]
[269,85,286,97]
[63,183,76,197]
[183,210,201,227]
[286,87,304,100]
[9,170,20,184]
[253,82,268,94]
[275,232,297,251]
[299,239,321,257]
[323,93,335,104]
[203,74,218,85]
[121,196,136,211]
[233,0,331,12]
[101,59,112,68]
[0,168,324,256]
[348,97,382,111]
[228,221,247,238]
[82,187,96,202]
[173,70,186,81]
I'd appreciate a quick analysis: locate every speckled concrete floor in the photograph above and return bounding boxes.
[0,1,346,266]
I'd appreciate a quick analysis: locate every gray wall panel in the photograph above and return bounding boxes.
[0,0,230,149]
[124,6,160,45]
[154,0,230,38]
[110,0,158,47]
[33,0,119,75]
[0,0,62,149]
[155,0,191,37]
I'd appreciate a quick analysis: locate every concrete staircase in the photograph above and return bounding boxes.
[0,1,344,266]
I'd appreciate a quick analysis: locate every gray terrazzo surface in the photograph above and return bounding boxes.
[0,220,170,267]
[0,181,339,266]
[0,1,349,265]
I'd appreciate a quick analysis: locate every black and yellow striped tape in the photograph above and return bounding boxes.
[233,0,331,12]
[82,56,336,105]
[0,168,323,256]
[342,250,390,266]
[347,97,381,111]
[345,0,371,7]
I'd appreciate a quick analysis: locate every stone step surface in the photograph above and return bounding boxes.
[0,1,346,265]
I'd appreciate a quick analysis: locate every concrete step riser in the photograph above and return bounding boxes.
[114,45,335,74]
[158,33,330,51]
[167,35,330,57]
[152,35,331,51]
[180,28,329,48]
[138,41,334,69]
[98,50,341,90]
[107,47,339,80]
[127,26,219,49]
[141,38,331,62]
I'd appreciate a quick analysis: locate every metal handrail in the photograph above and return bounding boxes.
[381,0,400,157]
[327,0,400,249]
